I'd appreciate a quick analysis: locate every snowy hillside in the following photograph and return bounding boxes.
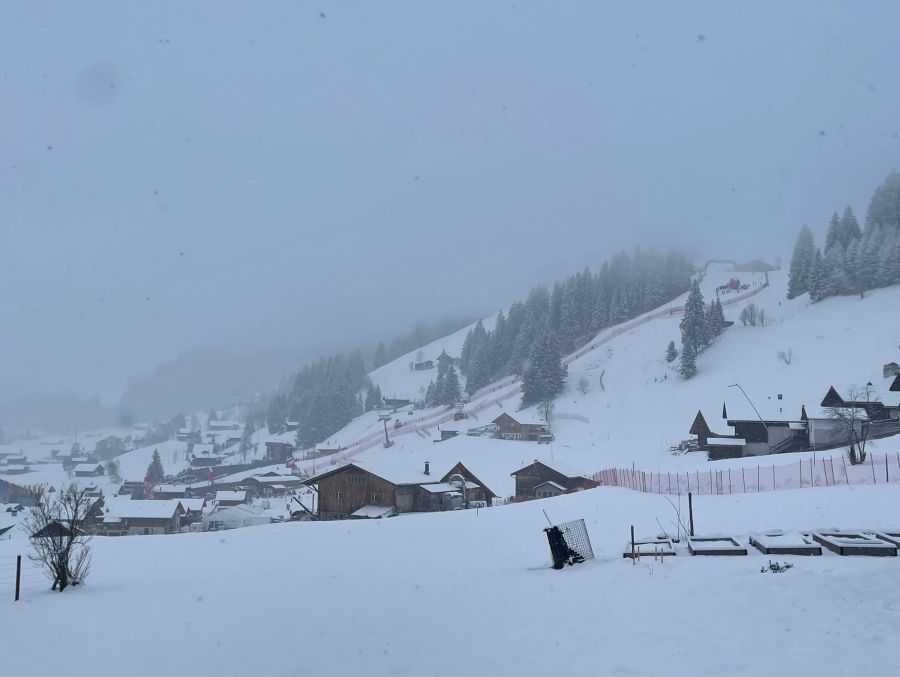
[276,265,900,493]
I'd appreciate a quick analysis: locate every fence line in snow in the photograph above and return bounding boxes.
[592,451,900,496]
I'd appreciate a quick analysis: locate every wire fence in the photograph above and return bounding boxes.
[0,553,48,603]
[592,451,900,495]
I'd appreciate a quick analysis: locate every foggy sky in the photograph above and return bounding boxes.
[2,1,899,405]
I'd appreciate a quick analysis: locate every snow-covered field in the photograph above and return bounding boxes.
[3,484,900,676]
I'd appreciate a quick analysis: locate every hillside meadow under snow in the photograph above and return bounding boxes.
[4,484,900,676]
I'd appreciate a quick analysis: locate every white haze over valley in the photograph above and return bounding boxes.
[3,4,900,677]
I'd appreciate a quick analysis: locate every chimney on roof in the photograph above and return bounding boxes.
[424,461,430,476]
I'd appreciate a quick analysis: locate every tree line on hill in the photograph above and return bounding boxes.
[459,249,694,405]
[788,170,900,302]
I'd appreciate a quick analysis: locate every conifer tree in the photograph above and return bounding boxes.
[373,342,388,369]
[521,331,566,406]
[679,280,705,356]
[787,225,816,299]
[679,342,697,379]
[146,449,165,484]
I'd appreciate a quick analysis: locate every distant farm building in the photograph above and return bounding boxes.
[73,463,105,478]
[511,460,598,501]
[413,360,434,371]
[492,412,551,442]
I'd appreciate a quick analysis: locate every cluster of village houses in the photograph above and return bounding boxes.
[689,364,900,460]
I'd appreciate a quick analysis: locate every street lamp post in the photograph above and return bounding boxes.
[727,383,769,436]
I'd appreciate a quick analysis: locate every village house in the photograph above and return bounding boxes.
[285,421,299,432]
[302,460,496,520]
[176,427,192,442]
[413,360,434,371]
[73,463,105,478]
[201,503,270,531]
[265,441,295,464]
[154,484,192,499]
[511,460,598,501]
[215,490,248,507]
[492,412,552,442]
[179,497,207,525]
[243,473,302,497]
[96,499,186,536]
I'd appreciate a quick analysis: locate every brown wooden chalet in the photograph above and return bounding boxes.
[301,461,496,520]
[492,412,551,442]
[821,385,891,421]
[510,460,598,501]
[265,441,295,464]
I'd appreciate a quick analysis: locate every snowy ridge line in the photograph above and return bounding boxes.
[593,450,900,496]
[302,278,770,473]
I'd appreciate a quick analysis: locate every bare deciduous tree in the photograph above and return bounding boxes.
[740,303,760,326]
[105,458,121,483]
[776,348,794,365]
[23,484,94,591]
[538,399,555,429]
[825,384,874,465]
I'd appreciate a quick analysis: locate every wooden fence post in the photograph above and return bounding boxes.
[15,555,21,602]
[688,492,695,536]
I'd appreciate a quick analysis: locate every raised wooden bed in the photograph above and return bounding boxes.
[811,531,897,557]
[749,532,822,556]
[687,536,747,556]
[623,538,676,559]
[874,531,900,548]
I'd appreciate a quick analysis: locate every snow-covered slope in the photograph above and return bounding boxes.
[3,484,900,676]
[284,266,900,488]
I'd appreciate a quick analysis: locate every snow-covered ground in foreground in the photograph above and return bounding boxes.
[3,484,900,677]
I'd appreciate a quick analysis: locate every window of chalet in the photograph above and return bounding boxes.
[371,493,380,502]
[335,491,343,500]
[348,472,366,485]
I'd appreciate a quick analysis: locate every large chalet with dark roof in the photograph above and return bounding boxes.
[301,460,496,520]
[510,460,598,501]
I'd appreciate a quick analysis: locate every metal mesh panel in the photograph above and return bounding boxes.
[558,518,594,561]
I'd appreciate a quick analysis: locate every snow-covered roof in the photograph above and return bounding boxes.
[155,484,190,493]
[418,481,478,493]
[192,444,215,455]
[707,437,746,447]
[723,393,802,422]
[103,499,184,520]
[534,480,566,491]
[216,490,246,502]
[512,458,589,479]
[73,463,103,472]
[804,405,869,421]
[180,498,206,512]
[351,504,395,519]
[250,475,298,484]
[494,409,547,426]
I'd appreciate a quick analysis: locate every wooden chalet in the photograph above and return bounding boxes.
[97,499,186,536]
[73,463,105,478]
[510,460,598,501]
[821,385,889,420]
[413,360,434,371]
[492,412,551,442]
[265,441,295,464]
[301,460,496,520]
